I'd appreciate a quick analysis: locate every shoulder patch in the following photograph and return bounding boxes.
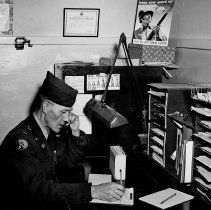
[16,139,28,151]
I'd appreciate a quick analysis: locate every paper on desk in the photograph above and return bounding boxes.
[88,173,134,206]
[139,188,194,209]
[91,188,134,206]
[88,173,112,185]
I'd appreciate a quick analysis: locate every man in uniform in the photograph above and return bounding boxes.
[0,71,125,210]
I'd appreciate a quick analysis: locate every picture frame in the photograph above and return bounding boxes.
[0,0,13,35]
[63,8,100,37]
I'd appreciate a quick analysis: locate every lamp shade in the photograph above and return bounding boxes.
[85,98,128,128]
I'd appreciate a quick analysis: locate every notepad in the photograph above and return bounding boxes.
[139,188,194,209]
[88,173,134,206]
[91,188,134,206]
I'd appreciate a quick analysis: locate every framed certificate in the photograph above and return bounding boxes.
[63,8,100,37]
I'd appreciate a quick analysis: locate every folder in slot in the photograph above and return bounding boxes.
[179,139,194,183]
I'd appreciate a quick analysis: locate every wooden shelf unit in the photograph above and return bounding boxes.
[191,94,211,203]
[147,83,193,169]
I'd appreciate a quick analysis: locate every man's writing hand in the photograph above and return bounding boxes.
[91,182,125,202]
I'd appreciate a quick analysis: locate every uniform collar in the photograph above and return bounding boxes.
[33,112,49,139]
[26,114,47,141]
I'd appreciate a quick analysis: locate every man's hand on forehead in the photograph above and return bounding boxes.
[68,112,77,123]
[68,113,80,136]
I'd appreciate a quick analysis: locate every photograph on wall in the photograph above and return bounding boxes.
[87,74,120,91]
[0,0,13,35]
[132,0,175,46]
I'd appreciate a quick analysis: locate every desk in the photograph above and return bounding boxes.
[70,154,211,210]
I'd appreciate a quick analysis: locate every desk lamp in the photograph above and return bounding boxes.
[85,33,147,132]
[85,33,129,128]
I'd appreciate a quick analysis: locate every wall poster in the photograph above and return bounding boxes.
[132,0,175,46]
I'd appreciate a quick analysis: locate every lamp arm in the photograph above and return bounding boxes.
[121,35,147,133]
[100,32,147,133]
[121,37,145,109]
[101,33,125,104]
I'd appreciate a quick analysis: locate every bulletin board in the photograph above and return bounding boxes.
[54,63,162,155]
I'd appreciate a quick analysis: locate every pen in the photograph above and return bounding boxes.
[160,193,177,204]
[120,169,122,185]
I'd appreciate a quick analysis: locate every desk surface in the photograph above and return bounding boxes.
[71,154,211,210]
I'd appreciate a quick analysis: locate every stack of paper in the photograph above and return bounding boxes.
[194,132,211,144]
[152,152,164,166]
[199,120,211,130]
[194,154,211,202]
[151,136,164,146]
[192,92,211,103]
[153,112,165,119]
[194,177,211,191]
[201,146,211,155]
[148,90,165,97]
[191,106,211,117]
[153,102,165,110]
[195,156,211,169]
[194,177,211,202]
[151,128,165,138]
[150,145,163,155]
[195,166,211,183]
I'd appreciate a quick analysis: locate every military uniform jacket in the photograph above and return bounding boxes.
[0,114,92,210]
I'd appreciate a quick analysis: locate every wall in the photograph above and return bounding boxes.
[167,0,211,83]
[0,0,137,143]
[1,0,211,143]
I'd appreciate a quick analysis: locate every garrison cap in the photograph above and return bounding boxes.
[40,71,78,107]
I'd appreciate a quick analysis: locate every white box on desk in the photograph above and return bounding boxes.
[109,145,126,180]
